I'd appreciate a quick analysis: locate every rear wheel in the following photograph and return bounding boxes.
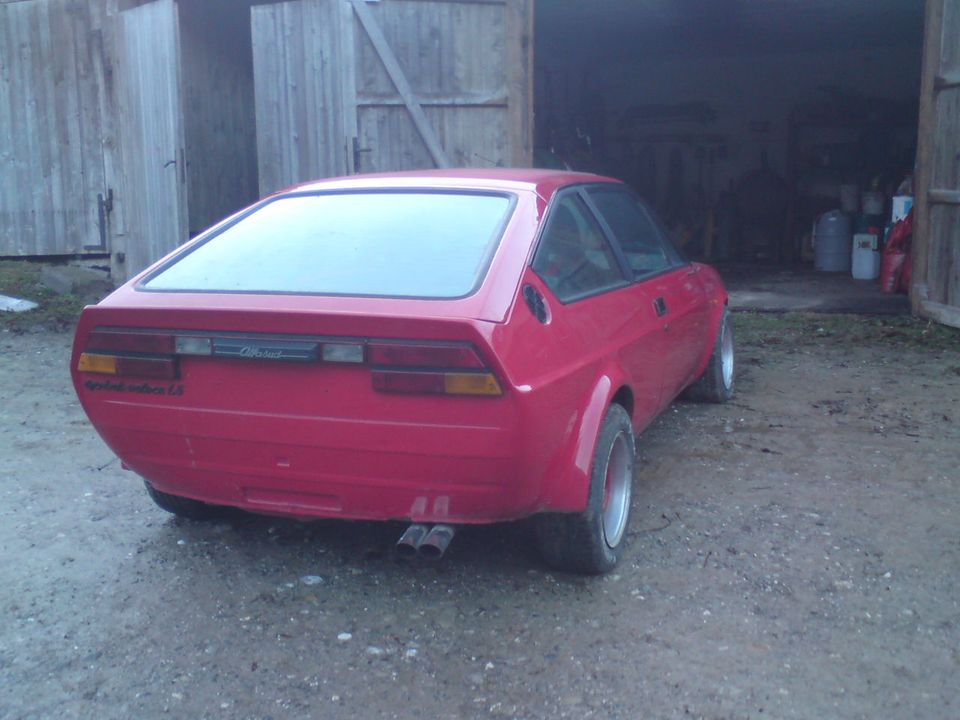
[144,482,217,520]
[535,404,636,574]
[685,309,735,403]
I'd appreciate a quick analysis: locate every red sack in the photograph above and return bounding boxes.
[898,242,912,293]
[880,209,913,294]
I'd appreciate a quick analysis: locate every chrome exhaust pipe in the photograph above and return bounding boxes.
[418,524,456,561]
[396,524,429,559]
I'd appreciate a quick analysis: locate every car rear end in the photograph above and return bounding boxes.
[71,182,544,523]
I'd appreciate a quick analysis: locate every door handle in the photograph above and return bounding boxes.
[654,297,668,317]
[352,137,372,173]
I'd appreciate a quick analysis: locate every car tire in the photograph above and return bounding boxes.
[535,404,636,574]
[685,308,735,403]
[144,482,217,520]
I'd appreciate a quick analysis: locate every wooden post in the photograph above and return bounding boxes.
[910,0,943,316]
[506,0,534,167]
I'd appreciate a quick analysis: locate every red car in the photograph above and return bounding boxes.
[71,169,734,573]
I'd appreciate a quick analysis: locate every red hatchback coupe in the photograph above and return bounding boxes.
[71,169,734,573]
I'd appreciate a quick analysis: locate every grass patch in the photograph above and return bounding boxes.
[0,260,88,332]
[734,311,960,353]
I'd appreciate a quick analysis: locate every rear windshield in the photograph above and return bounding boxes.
[141,191,514,298]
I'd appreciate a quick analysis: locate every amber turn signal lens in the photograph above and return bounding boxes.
[77,353,118,375]
[443,373,502,396]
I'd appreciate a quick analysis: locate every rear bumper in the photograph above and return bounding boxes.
[94,403,539,523]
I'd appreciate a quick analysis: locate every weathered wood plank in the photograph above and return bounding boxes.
[941,0,960,73]
[356,91,508,107]
[931,88,960,190]
[386,0,508,4]
[915,0,960,315]
[929,188,960,204]
[920,298,960,328]
[339,0,358,173]
[252,0,347,195]
[506,0,533,166]
[935,204,960,307]
[911,0,945,315]
[934,70,960,89]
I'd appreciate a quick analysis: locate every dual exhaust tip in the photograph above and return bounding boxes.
[396,523,455,561]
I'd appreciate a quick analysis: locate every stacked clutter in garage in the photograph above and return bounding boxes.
[813,173,914,294]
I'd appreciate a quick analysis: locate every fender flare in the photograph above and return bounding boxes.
[538,372,624,513]
[690,264,729,380]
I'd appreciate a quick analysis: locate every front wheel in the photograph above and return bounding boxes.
[685,308,735,403]
[535,404,636,574]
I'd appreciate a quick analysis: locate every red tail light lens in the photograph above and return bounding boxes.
[367,342,484,369]
[87,330,174,354]
[371,371,446,394]
[115,356,179,379]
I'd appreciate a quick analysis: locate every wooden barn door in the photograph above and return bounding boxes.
[913,0,960,327]
[251,0,532,196]
[0,0,109,257]
[115,0,188,278]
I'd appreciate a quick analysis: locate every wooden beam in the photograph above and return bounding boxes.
[356,91,509,108]
[910,0,944,315]
[919,299,960,329]
[934,70,960,90]
[339,0,358,174]
[506,0,533,167]
[349,0,451,169]
[928,189,960,205]
[386,0,507,5]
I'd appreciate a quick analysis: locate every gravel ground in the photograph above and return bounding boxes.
[1,318,958,720]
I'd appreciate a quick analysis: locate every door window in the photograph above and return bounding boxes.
[587,188,683,278]
[533,195,627,302]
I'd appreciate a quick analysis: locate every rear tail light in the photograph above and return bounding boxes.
[368,341,501,397]
[78,331,502,396]
[77,352,179,379]
[79,330,181,380]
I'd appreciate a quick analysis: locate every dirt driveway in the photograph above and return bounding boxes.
[1,315,958,720]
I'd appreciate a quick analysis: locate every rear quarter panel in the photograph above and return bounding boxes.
[489,269,657,513]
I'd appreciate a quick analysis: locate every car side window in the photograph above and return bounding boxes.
[532,194,627,302]
[587,188,683,278]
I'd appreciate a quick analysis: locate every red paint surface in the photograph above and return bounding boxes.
[71,170,727,524]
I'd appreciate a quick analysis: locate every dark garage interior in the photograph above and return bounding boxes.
[533,1,925,289]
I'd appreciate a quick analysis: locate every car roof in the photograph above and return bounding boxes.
[286,168,621,202]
